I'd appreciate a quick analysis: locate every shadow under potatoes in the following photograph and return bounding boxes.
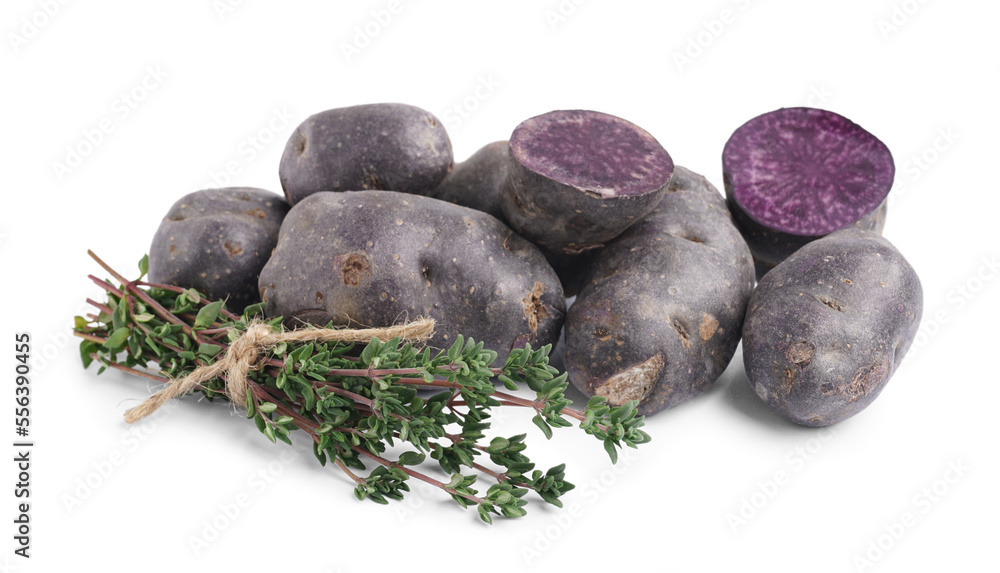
[714,346,818,435]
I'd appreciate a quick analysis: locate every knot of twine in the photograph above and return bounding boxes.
[123,317,435,424]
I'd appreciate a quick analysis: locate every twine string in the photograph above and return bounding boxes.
[122,318,435,424]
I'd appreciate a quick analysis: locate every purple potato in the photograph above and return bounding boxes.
[499,109,674,257]
[279,103,453,206]
[149,187,290,312]
[431,140,509,222]
[543,250,598,298]
[565,166,755,416]
[742,228,922,426]
[258,191,565,363]
[722,107,894,279]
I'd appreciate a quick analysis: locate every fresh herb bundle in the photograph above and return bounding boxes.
[74,252,650,523]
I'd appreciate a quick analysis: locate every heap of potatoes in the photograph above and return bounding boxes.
[149,103,922,426]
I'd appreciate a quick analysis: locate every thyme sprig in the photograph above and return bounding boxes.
[74,252,650,523]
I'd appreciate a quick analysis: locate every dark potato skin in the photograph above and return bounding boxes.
[149,187,290,312]
[565,167,755,416]
[258,191,565,363]
[432,141,509,222]
[279,103,453,206]
[500,162,666,256]
[742,228,922,426]
[725,189,888,280]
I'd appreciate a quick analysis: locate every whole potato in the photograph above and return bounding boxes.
[149,187,289,312]
[279,103,453,206]
[742,228,922,426]
[565,166,755,416]
[258,191,565,363]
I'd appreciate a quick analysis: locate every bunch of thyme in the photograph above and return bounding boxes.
[74,252,650,523]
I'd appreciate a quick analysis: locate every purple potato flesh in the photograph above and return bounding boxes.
[722,107,894,278]
[742,228,922,426]
[431,140,509,222]
[258,191,565,364]
[149,187,290,312]
[565,166,755,416]
[279,103,453,206]
[499,109,673,257]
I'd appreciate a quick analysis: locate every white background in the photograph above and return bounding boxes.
[3,1,998,571]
